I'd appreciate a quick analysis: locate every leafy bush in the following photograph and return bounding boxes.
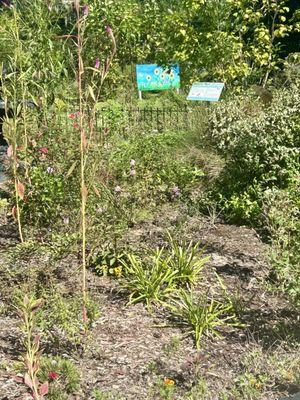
[263,178,300,306]
[207,81,300,223]
[206,81,300,305]
[21,165,72,225]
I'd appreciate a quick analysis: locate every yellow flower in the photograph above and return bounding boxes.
[114,266,122,278]
[164,378,175,386]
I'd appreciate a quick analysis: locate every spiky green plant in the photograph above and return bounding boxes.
[168,289,240,349]
[121,249,179,310]
[167,233,210,287]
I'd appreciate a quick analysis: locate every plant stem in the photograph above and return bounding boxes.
[75,0,88,326]
[11,7,24,242]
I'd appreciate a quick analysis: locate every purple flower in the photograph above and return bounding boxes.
[130,159,135,167]
[114,185,121,194]
[171,186,181,200]
[83,4,89,15]
[105,25,112,35]
[94,58,100,69]
[46,167,54,174]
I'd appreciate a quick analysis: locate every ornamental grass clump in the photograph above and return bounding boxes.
[121,249,179,310]
[121,234,210,310]
[167,233,210,287]
[167,289,240,349]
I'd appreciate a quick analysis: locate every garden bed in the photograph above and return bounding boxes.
[0,210,299,400]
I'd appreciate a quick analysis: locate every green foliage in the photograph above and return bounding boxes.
[37,291,100,343]
[166,234,210,287]
[38,356,80,400]
[92,389,122,400]
[109,130,204,205]
[206,79,300,305]
[20,165,70,225]
[219,345,300,399]
[121,250,179,310]
[168,289,240,349]
[121,236,209,309]
[0,0,72,105]
[207,80,300,223]
[150,377,176,400]
[91,246,125,278]
[264,178,300,306]
[143,0,298,85]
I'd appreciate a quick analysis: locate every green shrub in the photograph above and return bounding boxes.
[206,82,300,305]
[207,81,300,223]
[263,178,300,306]
[21,165,71,224]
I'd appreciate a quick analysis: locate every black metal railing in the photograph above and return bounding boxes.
[57,106,205,136]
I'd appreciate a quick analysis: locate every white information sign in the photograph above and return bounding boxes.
[187,82,224,102]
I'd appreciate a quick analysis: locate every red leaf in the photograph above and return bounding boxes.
[39,381,49,396]
[24,373,33,389]
[13,375,24,383]
[11,206,17,220]
[17,180,25,200]
[48,371,58,380]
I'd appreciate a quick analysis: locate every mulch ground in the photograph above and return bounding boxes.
[0,207,299,399]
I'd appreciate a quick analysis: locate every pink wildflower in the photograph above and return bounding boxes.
[39,147,49,154]
[48,371,58,380]
[105,25,112,35]
[94,58,100,69]
[83,4,89,15]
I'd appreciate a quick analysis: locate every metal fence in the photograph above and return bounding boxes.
[122,107,204,132]
[54,106,205,136]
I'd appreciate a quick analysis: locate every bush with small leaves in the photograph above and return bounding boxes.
[207,81,300,224]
